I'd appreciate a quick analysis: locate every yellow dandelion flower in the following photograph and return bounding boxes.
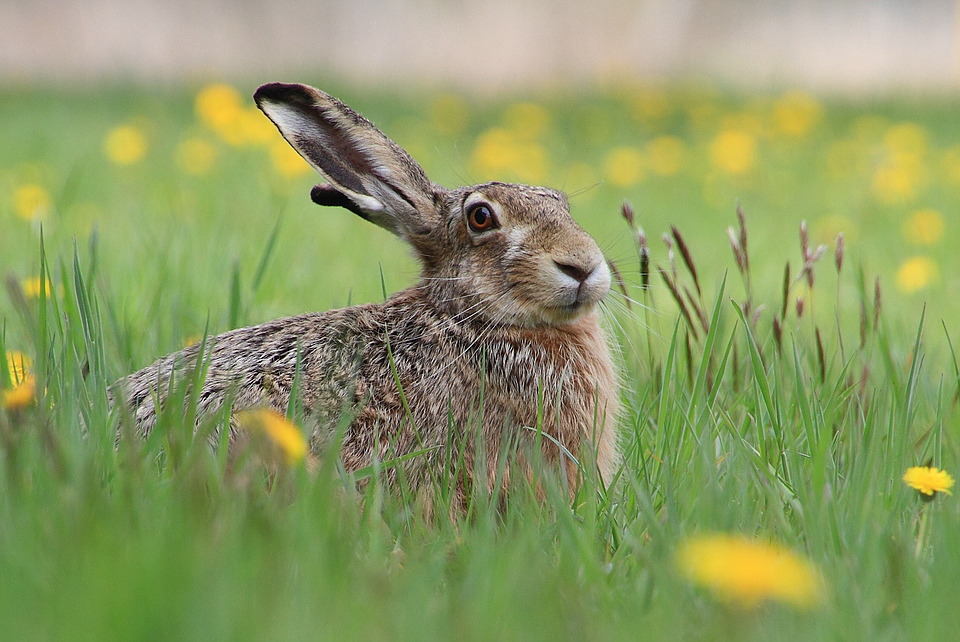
[872,164,922,204]
[430,94,469,136]
[903,466,954,496]
[6,351,32,385]
[195,83,273,147]
[195,83,245,131]
[903,208,944,245]
[21,276,54,298]
[502,102,550,140]
[884,123,927,158]
[237,408,307,465]
[176,137,217,176]
[896,256,937,293]
[709,130,756,175]
[2,375,36,411]
[469,128,548,184]
[604,147,645,186]
[871,122,929,204]
[13,184,52,221]
[104,125,148,165]
[270,139,312,178]
[772,91,822,138]
[677,534,821,609]
[235,108,276,146]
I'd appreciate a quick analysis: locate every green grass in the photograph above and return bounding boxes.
[1,80,959,640]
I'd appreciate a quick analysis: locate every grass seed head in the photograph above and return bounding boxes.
[835,233,844,274]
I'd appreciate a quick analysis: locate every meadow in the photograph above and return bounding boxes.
[1,78,959,639]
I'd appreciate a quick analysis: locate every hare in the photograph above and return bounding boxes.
[115,83,620,506]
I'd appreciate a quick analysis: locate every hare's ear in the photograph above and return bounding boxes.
[254,82,438,239]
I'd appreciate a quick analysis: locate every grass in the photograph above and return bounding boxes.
[1,79,959,640]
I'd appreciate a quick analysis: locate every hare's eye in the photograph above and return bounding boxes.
[467,203,496,232]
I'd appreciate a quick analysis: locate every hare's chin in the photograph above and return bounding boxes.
[537,300,600,325]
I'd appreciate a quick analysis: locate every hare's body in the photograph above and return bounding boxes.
[116,83,620,499]
[121,286,617,498]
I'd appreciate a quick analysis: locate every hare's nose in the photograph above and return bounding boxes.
[554,260,596,284]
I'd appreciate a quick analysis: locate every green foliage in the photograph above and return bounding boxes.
[1,82,959,640]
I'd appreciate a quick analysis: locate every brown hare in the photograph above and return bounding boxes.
[115,83,620,507]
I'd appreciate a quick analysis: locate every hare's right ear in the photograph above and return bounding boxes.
[254,83,438,239]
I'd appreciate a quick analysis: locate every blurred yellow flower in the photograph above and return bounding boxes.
[872,165,923,203]
[104,125,148,165]
[903,466,954,496]
[503,102,550,140]
[470,128,548,184]
[195,83,274,147]
[3,351,35,410]
[871,123,929,204]
[176,137,218,176]
[604,146,644,186]
[269,139,312,178]
[710,130,756,175]
[13,184,52,221]
[773,91,822,138]
[677,534,821,608]
[896,256,937,293]
[237,408,307,465]
[6,351,31,385]
[21,276,53,298]
[2,376,35,411]
[903,208,944,245]
[430,94,469,136]
[645,136,686,176]
[196,83,244,131]
[885,122,927,158]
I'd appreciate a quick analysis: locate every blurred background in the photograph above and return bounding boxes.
[1,0,957,92]
[2,0,959,360]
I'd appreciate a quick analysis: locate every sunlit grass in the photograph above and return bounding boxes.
[1,81,959,639]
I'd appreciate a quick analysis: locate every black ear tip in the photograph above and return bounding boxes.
[311,183,348,207]
[310,183,331,205]
[254,82,309,107]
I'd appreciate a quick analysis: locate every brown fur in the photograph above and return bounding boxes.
[115,83,620,506]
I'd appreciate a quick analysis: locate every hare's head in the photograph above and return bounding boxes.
[255,83,609,328]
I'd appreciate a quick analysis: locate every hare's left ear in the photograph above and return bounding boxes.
[254,82,439,239]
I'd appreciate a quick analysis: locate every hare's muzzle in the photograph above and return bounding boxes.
[550,255,611,312]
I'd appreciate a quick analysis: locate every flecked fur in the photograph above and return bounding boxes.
[115,83,620,507]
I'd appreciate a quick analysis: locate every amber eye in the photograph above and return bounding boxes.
[467,203,496,232]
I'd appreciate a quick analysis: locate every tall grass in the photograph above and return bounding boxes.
[1,85,959,640]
